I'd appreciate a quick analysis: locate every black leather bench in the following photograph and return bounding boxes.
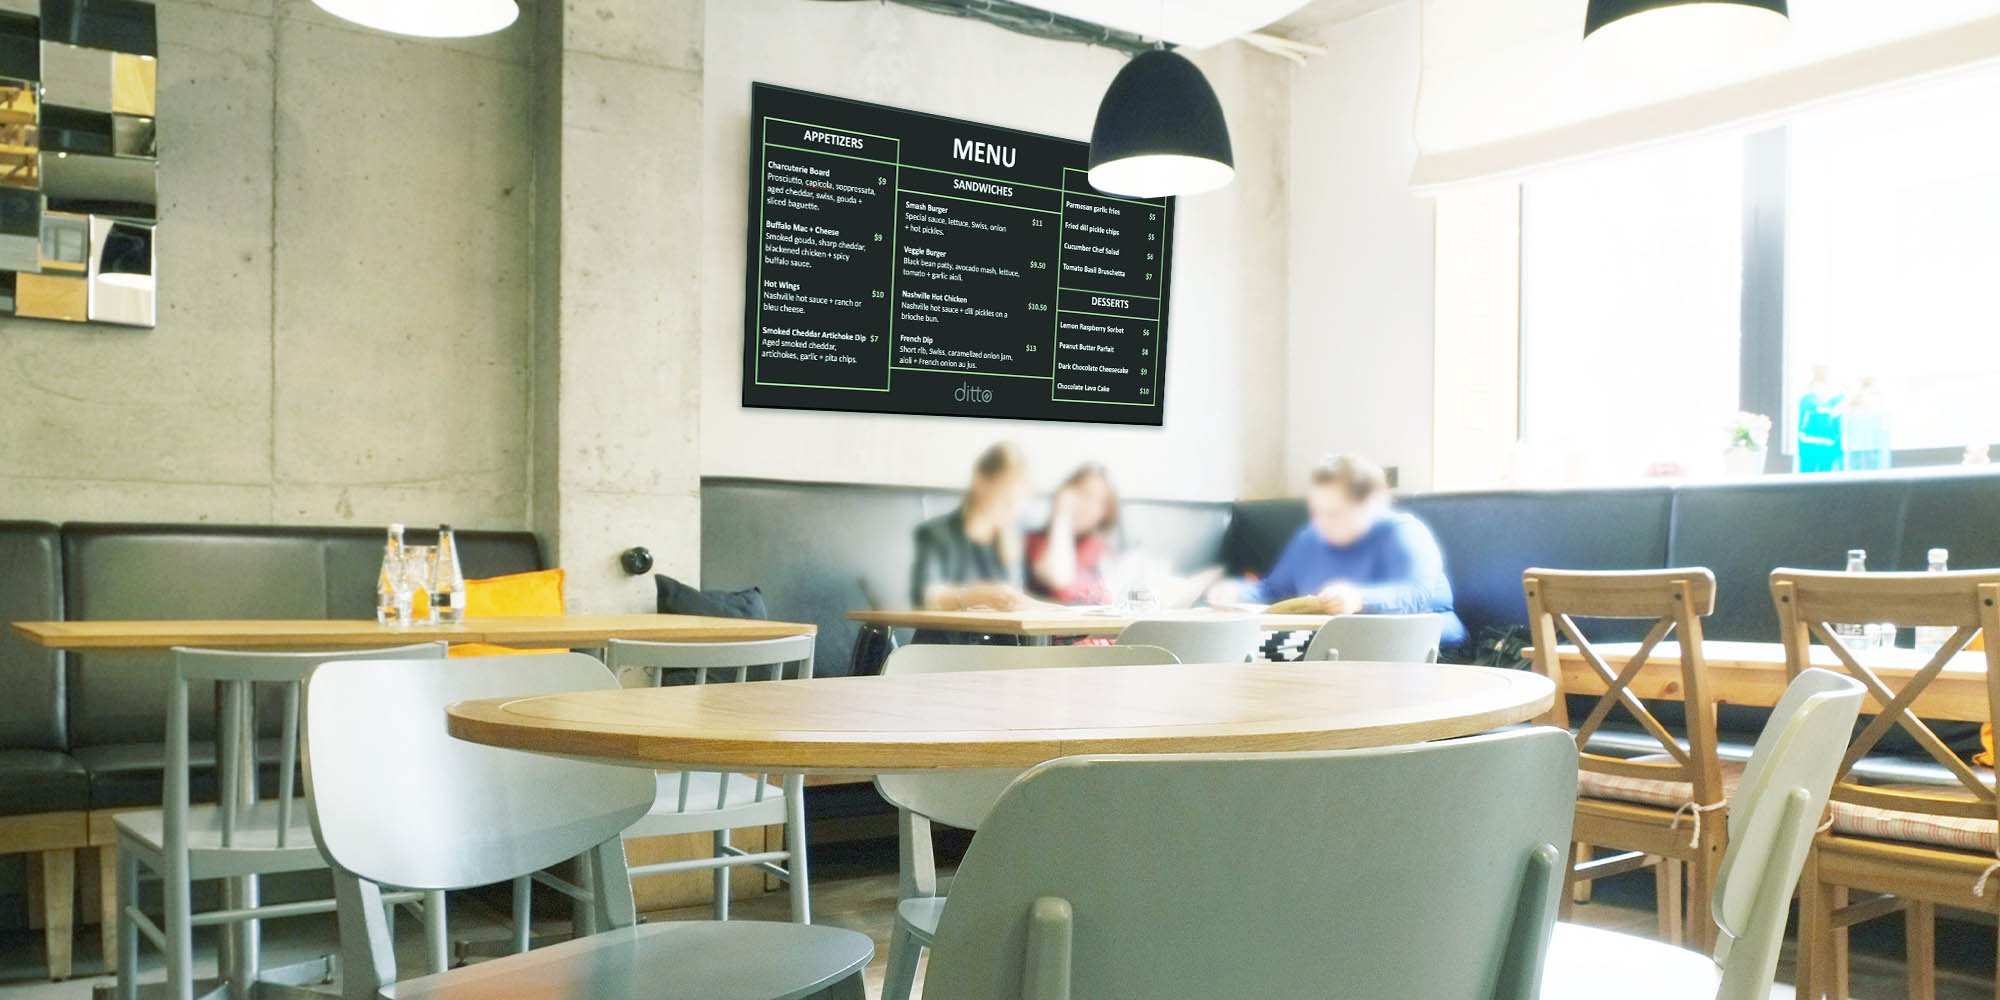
[0,521,540,979]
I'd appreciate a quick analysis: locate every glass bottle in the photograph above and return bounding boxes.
[430,524,467,625]
[1916,548,1954,655]
[1834,549,1869,644]
[376,524,413,626]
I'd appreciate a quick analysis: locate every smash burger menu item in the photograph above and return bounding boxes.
[742,84,1175,426]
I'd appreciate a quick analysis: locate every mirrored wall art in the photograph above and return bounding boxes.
[0,0,152,327]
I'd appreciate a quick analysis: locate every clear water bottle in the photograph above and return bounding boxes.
[429,525,467,625]
[375,524,413,626]
[1834,549,1869,645]
[1916,548,1954,655]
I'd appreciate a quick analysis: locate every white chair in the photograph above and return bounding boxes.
[921,727,1578,998]
[1301,612,1445,662]
[875,642,1178,1000]
[603,636,815,923]
[1114,616,1261,663]
[115,643,449,1000]
[302,652,872,1000]
[1538,668,1867,1000]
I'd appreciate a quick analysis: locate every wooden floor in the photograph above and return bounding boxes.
[0,842,1993,998]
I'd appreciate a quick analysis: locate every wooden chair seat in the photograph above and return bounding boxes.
[1578,755,1746,811]
[1828,787,1997,853]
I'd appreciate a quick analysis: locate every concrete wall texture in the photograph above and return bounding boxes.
[0,0,1406,609]
[0,0,534,528]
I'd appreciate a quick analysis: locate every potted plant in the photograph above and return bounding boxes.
[1724,411,1772,476]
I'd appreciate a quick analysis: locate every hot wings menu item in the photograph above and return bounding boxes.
[742,84,1175,426]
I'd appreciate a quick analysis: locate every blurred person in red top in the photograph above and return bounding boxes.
[1026,462,1120,606]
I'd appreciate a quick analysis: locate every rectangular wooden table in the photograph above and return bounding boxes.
[12,613,816,651]
[1551,639,1990,722]
[848,607,1331,644]
[10,611,831,948]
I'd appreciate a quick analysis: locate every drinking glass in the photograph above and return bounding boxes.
[400,545,436,623]
[1123,586,1159,615]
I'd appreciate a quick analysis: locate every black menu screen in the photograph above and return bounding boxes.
[742,84,1175,426]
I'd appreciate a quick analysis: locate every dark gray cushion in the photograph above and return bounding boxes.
[1402,487,1675,645]
[1895,475,2000,573]
[1667,479,1908,641]
[657,574,768,619]
[1218,498,1304,577]
[61,523,541,748]
[63,527,327,746]
[0,749,87,816]
[0,522,64,750]
[74,738,292,811]
[701,480,940,677]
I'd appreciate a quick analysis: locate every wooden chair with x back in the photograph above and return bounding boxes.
[1525,567,1728,951]
[1772,568,2000,1000]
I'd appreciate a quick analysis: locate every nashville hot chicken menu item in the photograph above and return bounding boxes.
[742,84,1176,426]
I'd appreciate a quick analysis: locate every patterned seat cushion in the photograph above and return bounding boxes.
[1578,754,1745,810]
[1829,787,1998,853]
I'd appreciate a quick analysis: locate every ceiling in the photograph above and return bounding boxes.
[1270,0,1408,35]
[1021,0,1317,48]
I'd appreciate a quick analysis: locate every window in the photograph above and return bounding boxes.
[1502,63,2000,487]
[1518,136,1744,482]
[1787,71,2000,462]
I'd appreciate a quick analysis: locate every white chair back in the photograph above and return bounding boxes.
[923,728,1577,999]
[303,652,655,894]
[874,643,1176,832]
[1301,613,1445,663]
[605,635,814,814]
[169,643,446,849]
[1114,616,1261,663]
[1710,668,1865,1000]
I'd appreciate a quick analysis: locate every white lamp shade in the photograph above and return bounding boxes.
[1087,154,1234,200]
[311,0,519,38]
[1583,2,1788,72]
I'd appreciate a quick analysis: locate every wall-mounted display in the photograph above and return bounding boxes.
[0,0,154,327]
[741,84,1176,426]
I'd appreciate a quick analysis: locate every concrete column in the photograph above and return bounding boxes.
[532,1,704,612]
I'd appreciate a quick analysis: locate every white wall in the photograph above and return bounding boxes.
[1284,0,1437,493]
[699,0,1292,502]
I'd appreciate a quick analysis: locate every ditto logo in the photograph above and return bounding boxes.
[954,381,993,404]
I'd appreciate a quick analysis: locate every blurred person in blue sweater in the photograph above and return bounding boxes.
[1208,454,1466,647]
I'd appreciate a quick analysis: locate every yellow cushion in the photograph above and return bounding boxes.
[448,568,566,658]
[1965,631,1993,768]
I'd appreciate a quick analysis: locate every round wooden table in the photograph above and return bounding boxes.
[445,661,1555,773]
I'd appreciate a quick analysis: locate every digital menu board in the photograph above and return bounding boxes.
[742,84,1175,426]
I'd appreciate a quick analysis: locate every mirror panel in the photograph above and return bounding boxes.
[0,0,154,327]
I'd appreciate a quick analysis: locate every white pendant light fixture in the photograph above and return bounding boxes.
[1087,48,1234,199]
[312,0,519,38]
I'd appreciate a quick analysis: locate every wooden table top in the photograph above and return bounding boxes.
[10,614,816,651]
[1551,640,1990,722]
[847,607,1332,637]
[445,661,1555,773]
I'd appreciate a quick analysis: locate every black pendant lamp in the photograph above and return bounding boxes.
[1088,48,1234,199]
[1585,0,1788,39]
